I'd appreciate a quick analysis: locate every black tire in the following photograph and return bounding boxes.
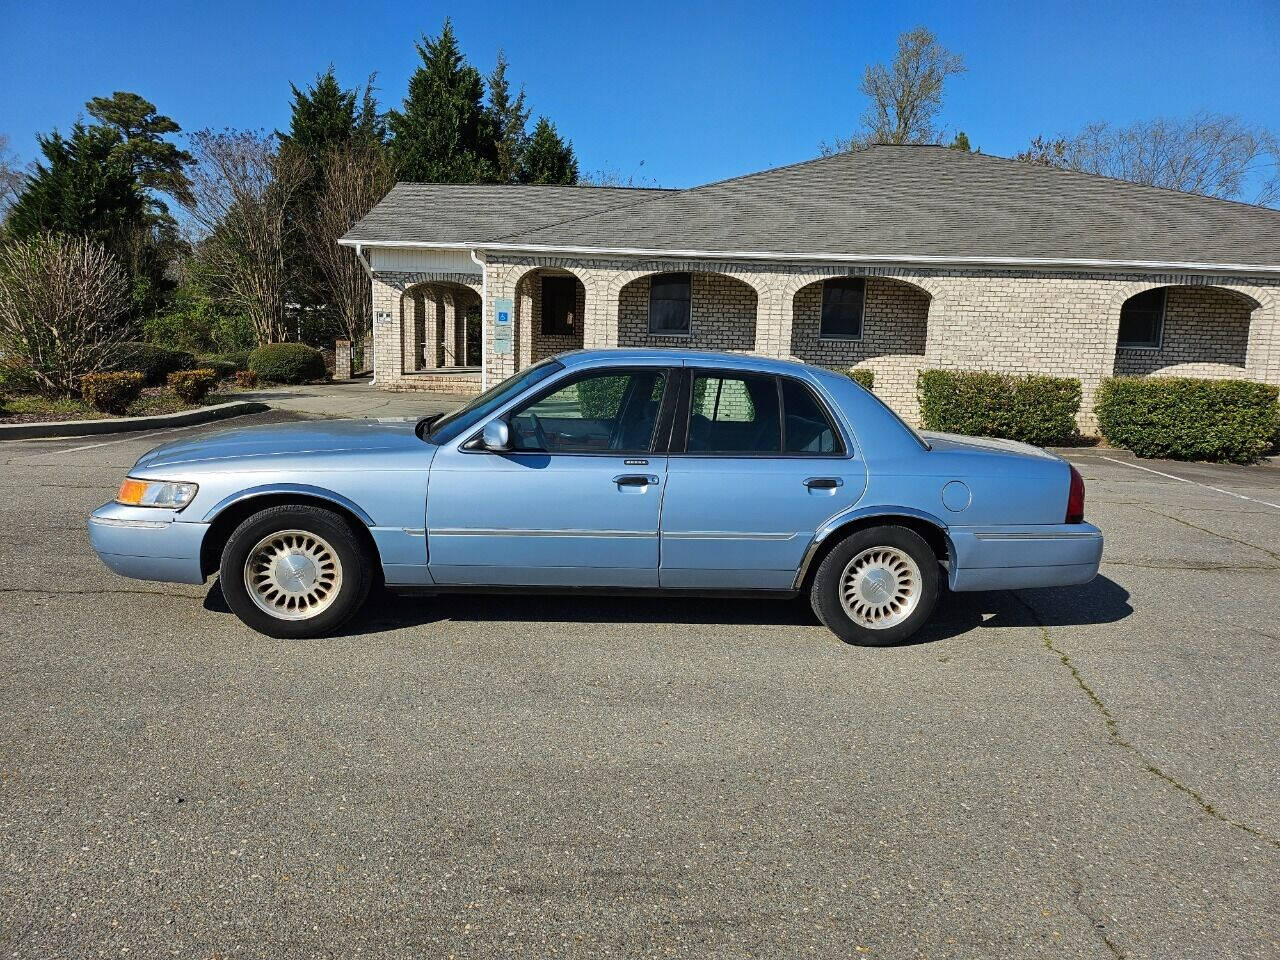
[809,525,940,646]
[219,504,373,639]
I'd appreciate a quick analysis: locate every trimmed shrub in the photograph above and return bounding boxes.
[235,370,260,389]
[918,369,1081,447]
[168,369,218,404]
[248,343,327,384]
[1095,376,1279,464]
[112,341,195,385]
[847,368,875,391]
[81,372,145,414]
[195,352,250,380]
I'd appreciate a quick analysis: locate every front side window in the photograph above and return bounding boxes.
[1118,287,1165,348]
[541,275,577,335]
[686,373,781,453]
[428,358,564,444]
[509,369,668,453]
[820,277,865,340]
[648,273,691,335]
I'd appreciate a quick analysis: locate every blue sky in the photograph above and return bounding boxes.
[3,0,1278,189]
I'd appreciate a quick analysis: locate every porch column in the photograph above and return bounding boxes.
[517,272,536,368]
[582,277,618,350]
[370,274,403,387]
[402,291,424,371]
[485,266,520,384]
[751,280,793,358]
[441,292,460,366]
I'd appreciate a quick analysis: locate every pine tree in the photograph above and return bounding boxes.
[387,19,495,182]
[86,91,193,212]
[488,51,529,183]
[519,117,578,185]
[6,123,144,250]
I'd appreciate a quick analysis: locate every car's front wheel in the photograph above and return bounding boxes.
[810,525,940,646]
[219,504,373,638]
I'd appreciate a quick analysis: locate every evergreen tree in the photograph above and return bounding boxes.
[5,123,144,250]
[388,19,495,182]
[519,117,578,185]
[86,91,193,212]
[948,131,975,151]
[488,51,529,183]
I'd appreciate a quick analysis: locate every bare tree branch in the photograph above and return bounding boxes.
[822,27,965,154]
[301,141,394,344]
[0,233,132,396]
[1018,114,1280,207]
[183,130,308,344]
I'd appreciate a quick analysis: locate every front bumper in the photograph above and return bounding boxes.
[88,501,209,585]
[947,522,1103,592]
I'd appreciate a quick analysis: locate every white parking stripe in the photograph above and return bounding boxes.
[1097,456,1280,511]
[8,420,226,461]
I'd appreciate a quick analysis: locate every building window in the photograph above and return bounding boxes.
[1118,288,1165,348]
[648,273,691,335]
[820,277,865,340]
[541,276,577,336]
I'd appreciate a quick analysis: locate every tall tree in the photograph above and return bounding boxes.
[822,27,965,153]
[388,19,495,182]
[279,67,383,163]
[85,92,193,213]
[5,124,144,254]
[1017,114,1280,207]
[519,117,578,185]
[184,130,307,344]
[302,141,396,346]
[488,51,529,183]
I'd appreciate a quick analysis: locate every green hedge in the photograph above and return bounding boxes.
[81,372,145,414]
[112,342,195,386]
[195,352,250,380]
[847,368,875,391]
[918,369,1082,447]
[248,343,327,384]
[1095,376,1279,464]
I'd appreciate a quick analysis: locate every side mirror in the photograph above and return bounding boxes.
[482,419,510,451]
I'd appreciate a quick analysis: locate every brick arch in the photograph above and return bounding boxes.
[1107,278,1277,382]
[510,264,591,365]
[611,267,760,351]
[601,261,768,302]
[398,277,482,370]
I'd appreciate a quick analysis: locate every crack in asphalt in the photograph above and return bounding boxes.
[1010,592,1280,851]
[1136,507,1280,563]
[1103,559,1280,572]
[1069,876,1127,959]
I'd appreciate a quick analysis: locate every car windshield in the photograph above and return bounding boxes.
[425,358,565,445]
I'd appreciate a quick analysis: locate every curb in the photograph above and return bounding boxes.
[0,400,270,441]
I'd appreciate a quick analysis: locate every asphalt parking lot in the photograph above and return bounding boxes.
[1,410,1277,959]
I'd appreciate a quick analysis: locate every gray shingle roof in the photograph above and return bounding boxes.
[341,183,672,245]
[344,146,1280,270]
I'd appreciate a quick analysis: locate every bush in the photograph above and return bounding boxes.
[234,370,260,389]
[81,372,145,414]
[1095,376,1279,464]
[112,341,195,385]
[918,369,1082,447]
[847,368,875,391]
[167,369,218,404]
[195,352,250,380]
[248,343,327,384]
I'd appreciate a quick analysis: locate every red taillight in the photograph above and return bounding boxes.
[1066,464,1085,523]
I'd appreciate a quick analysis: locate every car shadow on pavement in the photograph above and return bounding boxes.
[205,575,1132,646]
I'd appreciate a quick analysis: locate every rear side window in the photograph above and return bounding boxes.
[686,373,781,453]
[781,378,842,453]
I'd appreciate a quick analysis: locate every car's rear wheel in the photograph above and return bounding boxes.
[810,525,940,646]
[219,504,372,638]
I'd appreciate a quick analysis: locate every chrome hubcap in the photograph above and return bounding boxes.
[244,529,342,621]
[840,546,922,630]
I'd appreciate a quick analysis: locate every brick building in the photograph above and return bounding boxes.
[341,145,1280,428]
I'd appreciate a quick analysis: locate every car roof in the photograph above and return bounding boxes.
[556,348,830,378]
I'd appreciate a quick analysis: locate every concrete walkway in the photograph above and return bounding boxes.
[241,379,467,420]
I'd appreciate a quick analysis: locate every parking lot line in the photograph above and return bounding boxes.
[1096,455,1280,511]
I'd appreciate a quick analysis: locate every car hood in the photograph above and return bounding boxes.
[920,431,1061,462]
[133,418,425,471]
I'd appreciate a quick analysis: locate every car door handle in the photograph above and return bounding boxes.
[614,474,659,487]
[804,477,843,489]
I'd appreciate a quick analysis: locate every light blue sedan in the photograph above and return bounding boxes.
[89,350,1102,645]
